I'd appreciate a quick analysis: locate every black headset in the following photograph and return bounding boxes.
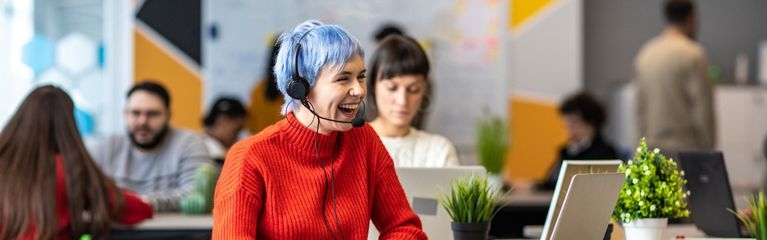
[287,41,311,101]
[286,29,365,128]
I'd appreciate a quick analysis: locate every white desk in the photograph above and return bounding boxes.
[517,224,754,240]
[127,214,213,230]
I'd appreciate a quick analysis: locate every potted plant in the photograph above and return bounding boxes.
[612,138,690,240]
[476,113,508,176]
[440,175,504,240]
[180,164,217,214]
[730,191,767,239]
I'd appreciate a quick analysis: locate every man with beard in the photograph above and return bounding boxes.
[91,81,212,212]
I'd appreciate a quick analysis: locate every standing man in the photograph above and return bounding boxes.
[92,81,212,212]
[635,0,715,157]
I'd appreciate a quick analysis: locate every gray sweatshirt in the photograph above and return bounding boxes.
[90,128,212,212]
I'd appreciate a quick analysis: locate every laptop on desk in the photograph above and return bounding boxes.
[549,173,625,240]
[540,160,622,240]
[368,166,487,240]
[678,150,747,238]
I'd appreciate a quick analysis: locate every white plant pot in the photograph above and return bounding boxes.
[623,218,668,240]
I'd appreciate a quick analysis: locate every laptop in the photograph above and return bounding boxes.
[549,173,626,240]
[678,150,745,238]
[540,160,623,240]
[368,166,487,240]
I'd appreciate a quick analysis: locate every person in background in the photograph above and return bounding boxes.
[91,81,212,212]
[246,35,285,134]
[0,86,152,240]
[373,23,405,44]
[538,92,619,190]
[635,0,715,158]
[213,20,426,239]
[202,97,247,165]
[367,35,459,167]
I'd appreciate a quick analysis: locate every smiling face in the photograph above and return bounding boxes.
[300,54,366,134]
[374,74,427,130]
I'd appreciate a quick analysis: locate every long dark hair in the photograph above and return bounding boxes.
[0,86,124,240]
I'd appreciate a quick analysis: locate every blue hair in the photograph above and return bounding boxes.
[273,20,365,114]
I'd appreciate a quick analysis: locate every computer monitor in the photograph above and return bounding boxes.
[678,150,744,238]
[540,160,622,240]
[549,173,625,240]
[368,166,487,240]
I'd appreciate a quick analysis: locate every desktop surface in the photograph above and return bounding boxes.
[112,214,212,240]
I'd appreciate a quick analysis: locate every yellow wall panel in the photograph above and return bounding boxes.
[510,0,555,30]
[134,29,202,132]
[505,97,568,181]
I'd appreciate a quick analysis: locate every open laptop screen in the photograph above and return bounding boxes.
[678,150,743,238]
[540,160,622,240]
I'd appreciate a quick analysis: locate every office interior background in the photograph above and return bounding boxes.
[1,0,766,190]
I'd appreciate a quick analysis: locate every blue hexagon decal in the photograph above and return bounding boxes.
[97,41,105,68]
[74,107,95,136]
[22,34,54,75]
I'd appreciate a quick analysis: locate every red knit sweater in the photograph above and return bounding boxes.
[213,114,426,239]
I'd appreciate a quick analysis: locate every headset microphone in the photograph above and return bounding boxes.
[301,100,366,128]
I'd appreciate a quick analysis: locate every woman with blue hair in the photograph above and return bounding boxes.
[213,20,427,239]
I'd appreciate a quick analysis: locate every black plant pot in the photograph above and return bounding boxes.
[451,222,490,240]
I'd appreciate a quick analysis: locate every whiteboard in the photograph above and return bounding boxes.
[203,0,509,147]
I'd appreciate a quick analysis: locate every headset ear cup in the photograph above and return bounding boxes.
[287,78,310,100]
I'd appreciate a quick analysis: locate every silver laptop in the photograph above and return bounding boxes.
[549,173,625,240]
[368,166,487,240]
[540,160,622,240]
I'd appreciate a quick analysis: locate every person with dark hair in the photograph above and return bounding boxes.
[246,35,286,134]
[0,86,152,240]
[213,20,426,239]
[373,23,405,44]
[367,35,459,167]
[202,97,247,164]
[538,92,618,190]
[91,80,213,212]
[635,0,715,157]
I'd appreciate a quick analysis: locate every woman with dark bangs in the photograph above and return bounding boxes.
[367,35,459,167]
[0,86,152,240]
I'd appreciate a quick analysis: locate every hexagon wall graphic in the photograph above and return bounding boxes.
[22,34,54,75]
[56,33,97,75]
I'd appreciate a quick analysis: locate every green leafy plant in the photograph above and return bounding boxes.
[612,138,690,223]
[729,191,767,239]
[440,175,505,223]
[476,114,508,175]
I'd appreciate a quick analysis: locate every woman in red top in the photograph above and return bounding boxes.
[213,20,427,239]
[0,86,153,240]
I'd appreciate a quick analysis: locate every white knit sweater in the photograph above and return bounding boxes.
[378,128,460,167]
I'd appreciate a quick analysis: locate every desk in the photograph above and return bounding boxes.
[112,214,212,240]
[518,224,754,240]
[133,214,213,229]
